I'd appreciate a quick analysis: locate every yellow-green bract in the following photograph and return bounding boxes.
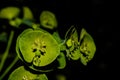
[0,7,20,20]
[65,26,96,66]
[79,28,96,65]
[65,26,80,60]
[0,6,34,27]
[8,66,48,80]
[40,11,58,30]
[23,6,34,20]
[0,7,22,27]
[16,28,60,68]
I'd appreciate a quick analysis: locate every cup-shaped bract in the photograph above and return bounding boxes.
[0,7,20,20]
[0,7,22,27]
[23,6,34,20]
[16,28,60,68]
[0,6,34,28]
[79,28,96,65]
[8,66,48,80]
[65,26,80,60]
[40,11,58,30]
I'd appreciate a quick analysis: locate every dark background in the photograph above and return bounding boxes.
[0,0,115,80]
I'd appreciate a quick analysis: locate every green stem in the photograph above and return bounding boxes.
[0,56,19,80]
[0,30,14,71]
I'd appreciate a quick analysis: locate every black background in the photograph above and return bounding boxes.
[0,0,116,80]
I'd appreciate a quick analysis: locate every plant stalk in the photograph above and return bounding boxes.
[0,56,19,80]
[0,30,14,71]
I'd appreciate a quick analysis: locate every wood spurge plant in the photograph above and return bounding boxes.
[0,6,96,80]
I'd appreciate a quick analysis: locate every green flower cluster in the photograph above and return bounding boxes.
[0,6,96,80]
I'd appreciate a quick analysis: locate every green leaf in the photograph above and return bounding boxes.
[52,31,62,44]
[8,66,48,80]
[79,28,96,65]
[40,11,58,30]
[57,52,66,69]
[16,28,60,67]
[52,31,67,51]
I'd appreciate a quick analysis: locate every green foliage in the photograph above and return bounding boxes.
[0,6,96,80]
